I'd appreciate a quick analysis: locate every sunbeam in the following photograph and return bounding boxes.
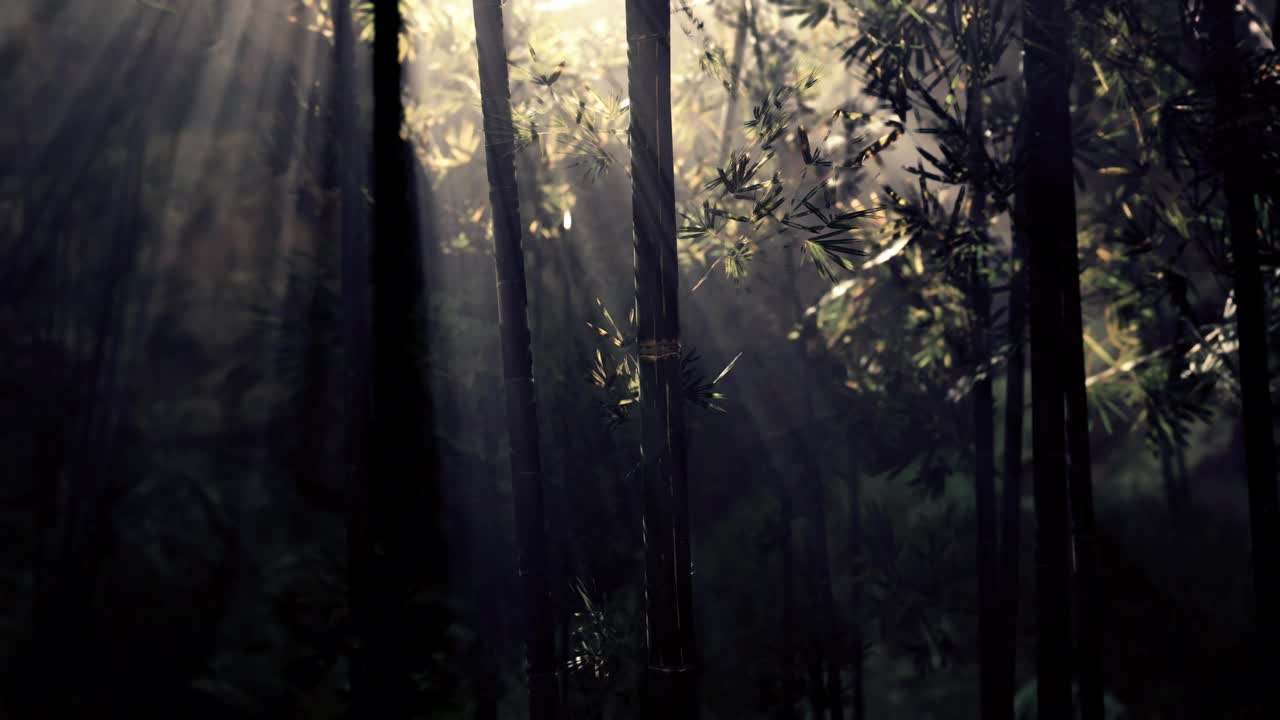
[4,0,1280,718]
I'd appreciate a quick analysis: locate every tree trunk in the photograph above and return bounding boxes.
[997,164,1029,720]
[1205,0,1280,714]
[472,0,558,715]
[781,490,797,720]
[350,0,443,716]
[962,6,1000,717]
[335,0,375,713]
[626,0,697,716]
[846,443,865,720]
[1058,118,1103,720]
[788,253,840,720]
[335,0,368,530]
[1020,0,1075,712]
[824,546,843,720]
[472,396,504,720]
[1156,309,1191,529]
[1063,238,1103,720]
[803,509,828,720]
[549,165,580,714]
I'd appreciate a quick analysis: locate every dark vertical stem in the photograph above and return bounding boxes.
[335,0,367,523]
[317,0,363,527]
[1047,0,1105,688]
[1206,0,1280,714]
[962,2,999,716]
[781,490,796,720]
[1059,122,1103,720]
[804,536,827,720]
[550,172,580,715]
[997,169,1029,720]
[471,0,558,715]
[824,538,843,720]
[1020,0,1075,712]
[626,0,697,716]
[474,396,503,720]
[818,427,841,719]
[294,271,335,512]
[1157,309,1188,528]
[354,0,443,716]
[335,0,373,712]
[846,440,865,720]
[784,244,837,720]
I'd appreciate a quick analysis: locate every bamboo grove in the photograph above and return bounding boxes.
[1,0,1280,718]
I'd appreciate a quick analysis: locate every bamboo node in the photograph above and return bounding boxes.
[637,338,681,360]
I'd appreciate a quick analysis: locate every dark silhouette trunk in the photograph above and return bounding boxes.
[781,490,797,720]
[787,252,839,720]
[1206,0,1280,714]
[521,143,575,714]
[471,397,504,720]
[1020,0,1075,712]
[823,554,843,720]
[349,0,444,716]
[961,6,1000,716]
[472,0,558,715]
[846,444,865,720]
[1059,116,1103,720]
[627,0,697,716]
[815,441,840,717]
[997,168,1029,720]
[292,70,344,514]
[334,0,375,714]
[549,170,580,714]
[1156,309,1191,529]
[1063,242,1103,720]
[804,534,826,720]
[335,0,367,526]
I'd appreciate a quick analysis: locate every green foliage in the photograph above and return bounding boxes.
[510,69,630,181]
[679,71,906,286]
